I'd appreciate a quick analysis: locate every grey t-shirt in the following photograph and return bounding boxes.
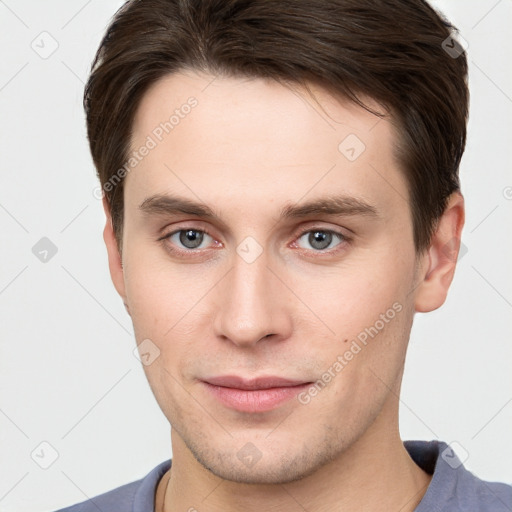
[55,440,512,511]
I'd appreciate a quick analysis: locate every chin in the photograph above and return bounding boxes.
[187,438,340,485]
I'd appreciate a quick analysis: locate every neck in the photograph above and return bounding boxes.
[159,410,432,512]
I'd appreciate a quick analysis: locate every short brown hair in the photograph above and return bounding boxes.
[84,0,469,252]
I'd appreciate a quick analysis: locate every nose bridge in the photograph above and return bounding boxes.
[214,248,289,346]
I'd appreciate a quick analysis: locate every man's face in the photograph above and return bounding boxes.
[116,71,423,483]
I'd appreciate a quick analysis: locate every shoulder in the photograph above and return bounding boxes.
[53,480,140,512]
[53,459,172,512]
[450,461,512,511]
[405,440,512,512]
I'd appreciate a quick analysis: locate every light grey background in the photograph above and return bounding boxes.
[0,1,511,510]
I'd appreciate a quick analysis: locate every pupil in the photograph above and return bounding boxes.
[180,230,203,249]
[309,231,332,250]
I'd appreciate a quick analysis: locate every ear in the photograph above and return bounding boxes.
[414,192,465,313]
[102,196,130,315]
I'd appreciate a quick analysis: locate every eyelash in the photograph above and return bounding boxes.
[293,227,349,254]
[158,226,350,257]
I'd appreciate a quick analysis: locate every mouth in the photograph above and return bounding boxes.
[201,375,313,413]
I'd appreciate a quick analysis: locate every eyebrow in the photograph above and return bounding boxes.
[139,194,217,218]
[280,196,378,219]
[138,194,378,221]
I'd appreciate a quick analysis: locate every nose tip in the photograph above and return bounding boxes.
[213,256,292,348]
[221,318,276,347]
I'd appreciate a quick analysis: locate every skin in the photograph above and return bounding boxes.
[103,70,464,511]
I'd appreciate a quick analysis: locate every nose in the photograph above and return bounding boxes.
[213,250,293,348]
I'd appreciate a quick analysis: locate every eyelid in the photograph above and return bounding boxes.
[158,225,221,253]
[290,225,351,254]
[293,224,351,242]
[158,217,206,233]
[158,222,216,241]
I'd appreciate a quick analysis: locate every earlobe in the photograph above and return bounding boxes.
[414,192,465,313]
[102,196,128,310]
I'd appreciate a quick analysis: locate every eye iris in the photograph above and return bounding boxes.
[179,230,203,249]
[309,231,332,250]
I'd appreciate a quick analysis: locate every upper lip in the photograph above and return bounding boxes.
[203,375,311,390]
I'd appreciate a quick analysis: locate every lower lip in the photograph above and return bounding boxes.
[202,382,311,413]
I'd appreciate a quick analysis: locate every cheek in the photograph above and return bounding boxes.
[122,242,208,338]
[300,296,414,435]
[122,247,225,393]
[299,253,414,340]
[293,248,416,407]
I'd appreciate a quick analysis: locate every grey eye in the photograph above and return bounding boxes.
[169,229,212,249]
[297,230,343,251]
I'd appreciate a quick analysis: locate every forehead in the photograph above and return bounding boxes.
[126,71,407,216]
